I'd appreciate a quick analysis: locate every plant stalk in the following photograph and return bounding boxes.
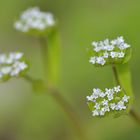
[112,64,120,85]
[129,107,140,125]
[38,36,87,140]
[111,64,140,126]
[24,74,87,140]
[48,85,87,140]
[39,36,48,83]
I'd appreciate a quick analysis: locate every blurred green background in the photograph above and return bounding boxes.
[0,0,140,140]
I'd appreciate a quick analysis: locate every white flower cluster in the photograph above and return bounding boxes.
[14,7,55,32]
[89,36,131,65]
[86,86,130,117]
[0,52,28,79]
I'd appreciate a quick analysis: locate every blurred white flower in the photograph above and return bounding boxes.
[14,7,55,33]
[0,52,28,80]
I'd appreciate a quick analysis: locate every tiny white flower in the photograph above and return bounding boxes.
[92,110,99,116]
[116,39,130,50]
[103,52,109,58]
[92,92,98,99]
[89,57,96,64]
[1,67,12,74]
[86,95,93,101]
[110,51,118,58]
[118,52,125,58]
[102,99,108,106]
[103,105,110,112]
[10,68,20,76]
[110,103,116,110]
[96,57,106,65]
[105,45,114,51]
[105,88,114,95]
[117,36,124,44]
[99,92,106,98]
[0,55,7,64]
[123,43,130,49]
[93,88,102,94]
[15,62,28,70]
[107,93,114,101]
[111,40,117,45]
[94,103,100,110]
[94,47,101,52]
[114,85,121,93]
[92,88,101,99]
[103,39,109,46]
[16,52,24,59]
[116,101,126,110]
[92,42,98,47]
[122,95,130,102]
[98,41,104,48]
[99,109,105,116]
[5,58,13,64]
[93,100,96,103]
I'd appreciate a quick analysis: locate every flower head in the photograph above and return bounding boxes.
[0,52,29,81]
[89,36,131,66]
[86,86,130,117]
[14,7,55,34]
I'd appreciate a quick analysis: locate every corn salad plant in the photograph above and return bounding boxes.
[0,6,140,140]
[14,7,86,140]
[87,37,140,122]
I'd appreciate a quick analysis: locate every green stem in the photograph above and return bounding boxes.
[24,75,87,140]
[38,34,87,139]
[39,36,48,83]
[112,64,120,85]
[48,85,87,140]
[39,29,61,86]
[129,107,140,125]
[111,64,140,126]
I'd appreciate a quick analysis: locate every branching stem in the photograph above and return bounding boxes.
[48,85,87,140]
[37,37,87,140]
[24,74,87,140]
